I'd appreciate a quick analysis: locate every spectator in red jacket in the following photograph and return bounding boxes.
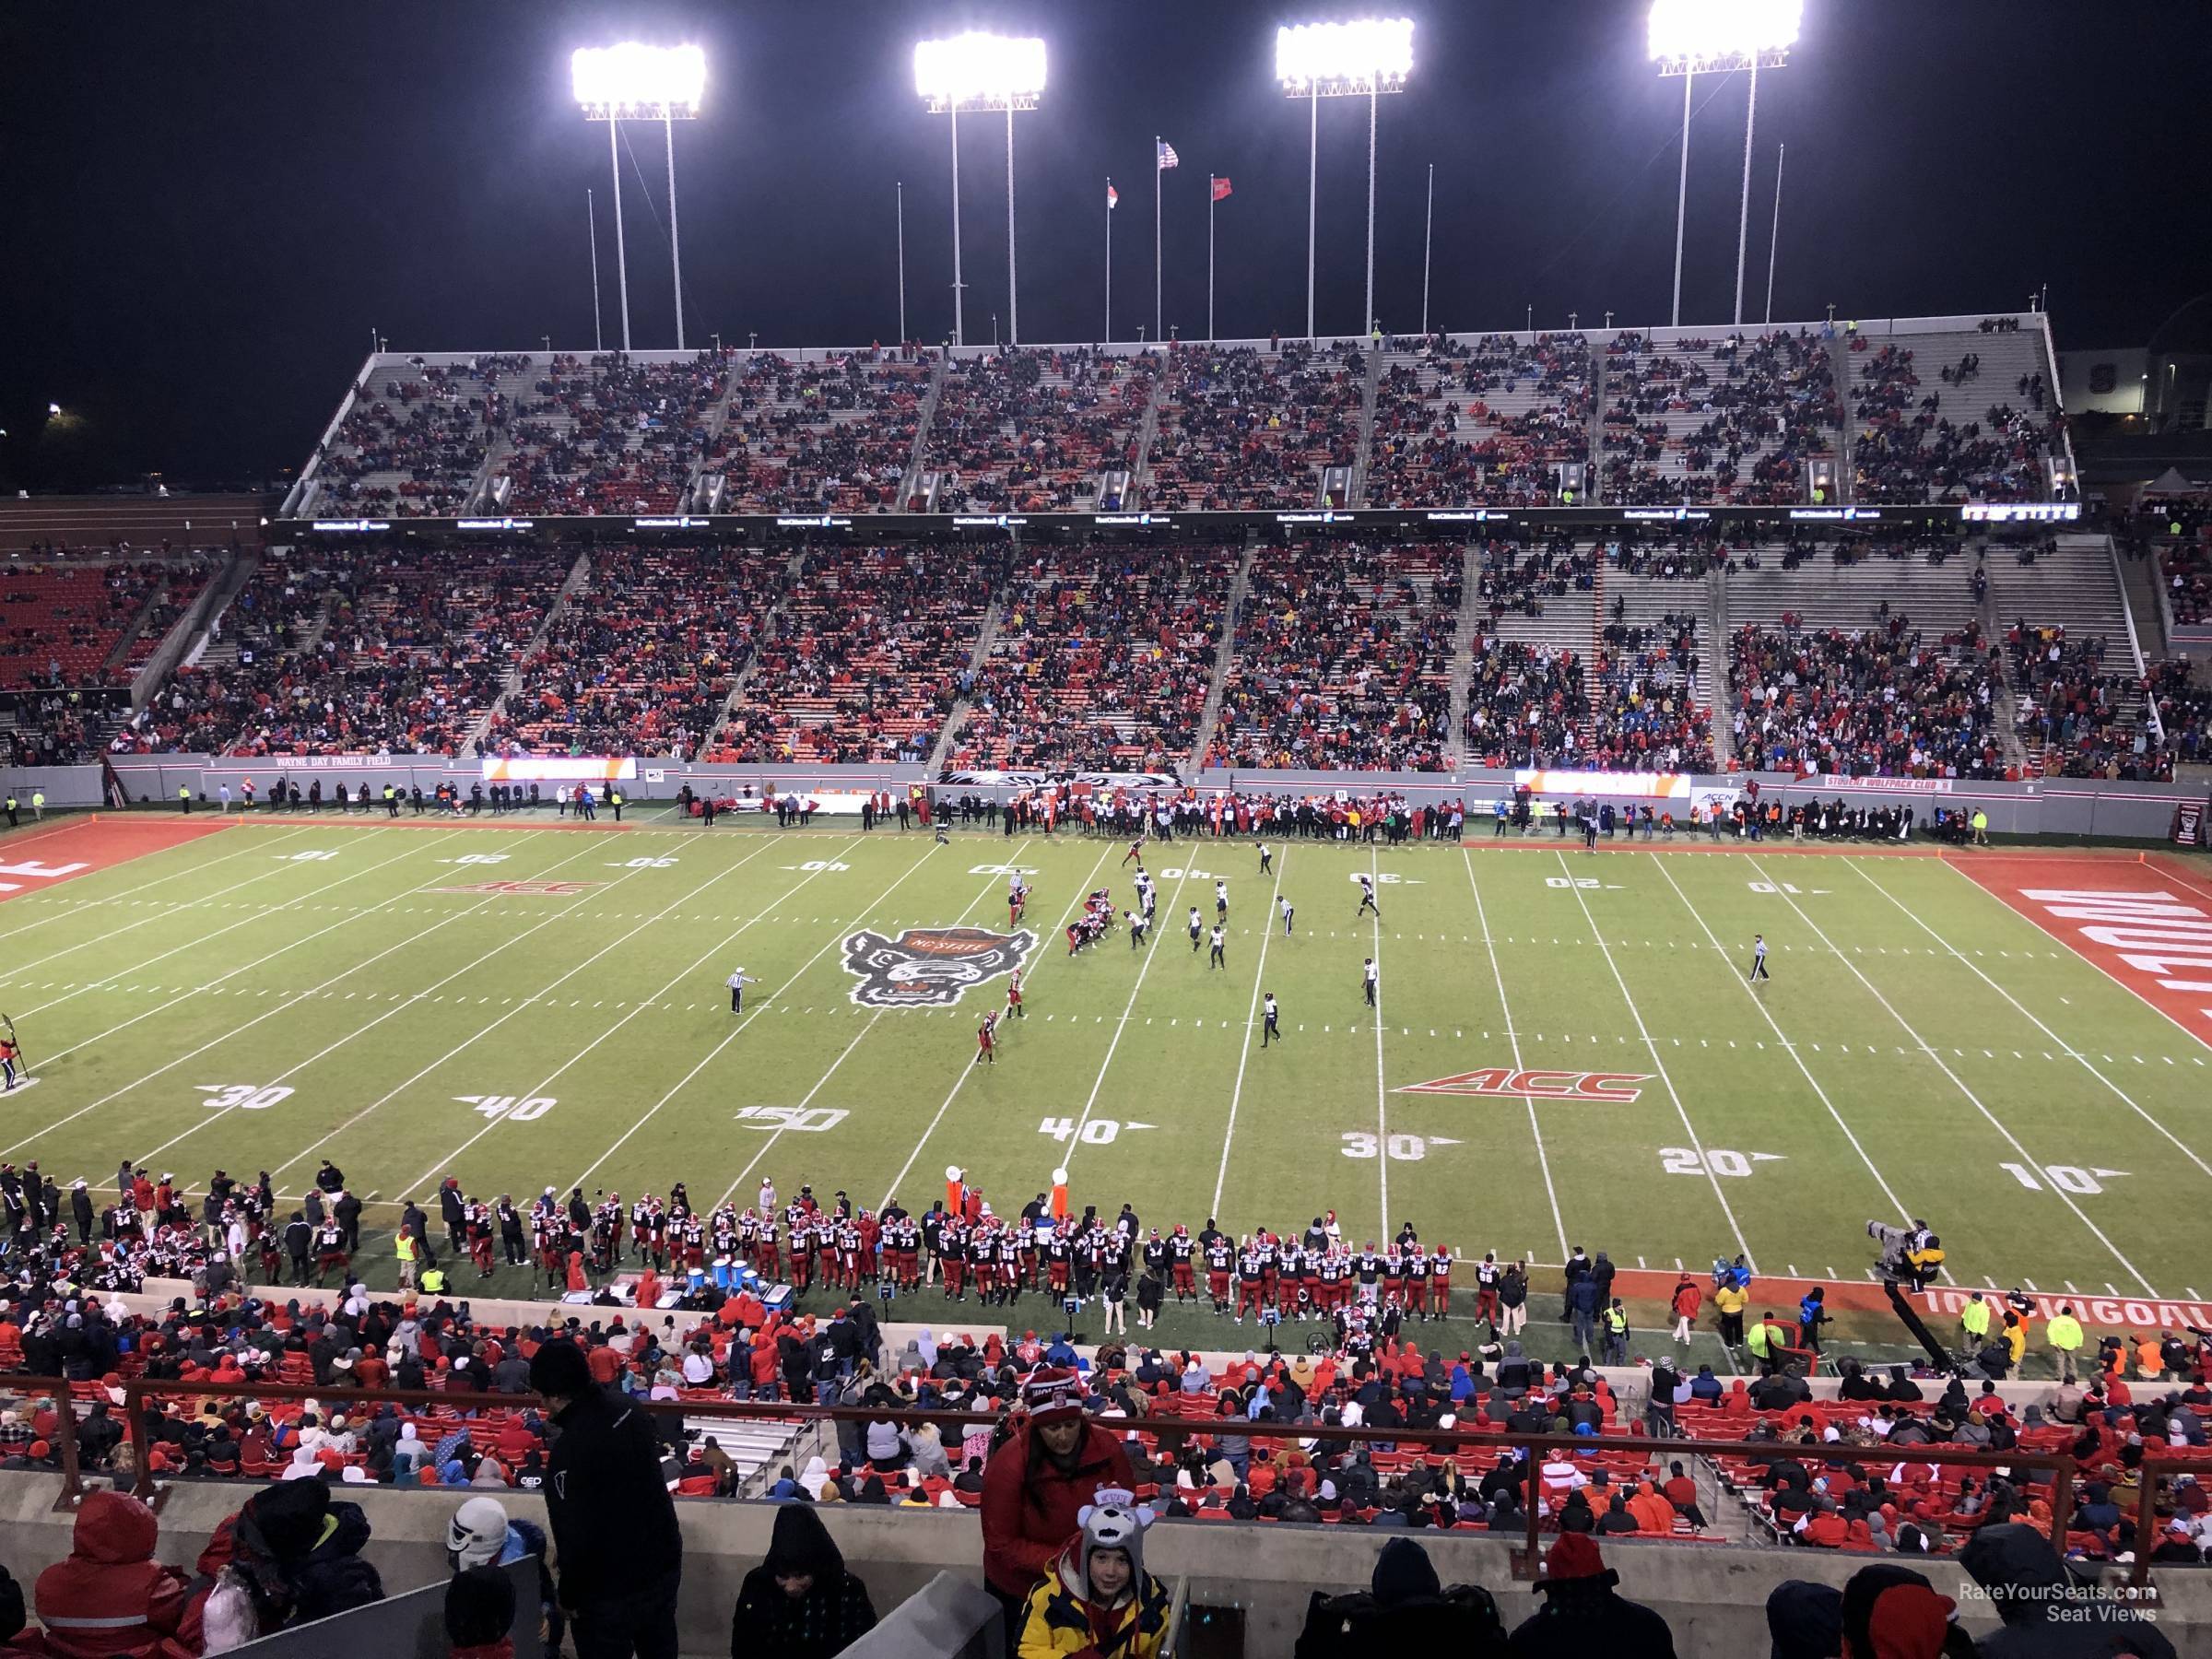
[32,1490,190,1659]
[980,1367,1134,1640]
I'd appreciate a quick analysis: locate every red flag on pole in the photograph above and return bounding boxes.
[1107,182,1119,209]
[1211,176,1233,202]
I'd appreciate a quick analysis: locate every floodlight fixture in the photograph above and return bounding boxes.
[1650,0,1800,327]
[916,33,1047,348]
[1647,0,1799,74]
[47,404,61,417]
[571,43,706,120]
[1277,18,1412,341]
[572,43,705,352]
[1275,18,1413,95]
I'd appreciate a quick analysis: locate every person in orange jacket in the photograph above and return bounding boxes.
[33,1490,189,1659]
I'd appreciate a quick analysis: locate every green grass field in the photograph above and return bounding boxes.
[5,808,2212,1368]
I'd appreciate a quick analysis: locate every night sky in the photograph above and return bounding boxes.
[1,1,2203,491]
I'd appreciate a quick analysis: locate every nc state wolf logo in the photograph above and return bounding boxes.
[841,925,1035,1008]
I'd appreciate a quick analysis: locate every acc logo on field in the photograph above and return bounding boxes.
[841,925,1035,1008]
[435,879,598,896]
[1394,1067,1648,1102]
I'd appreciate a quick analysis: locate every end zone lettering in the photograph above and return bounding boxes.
[1396,1067,1649,1102]
[436,879,599,896]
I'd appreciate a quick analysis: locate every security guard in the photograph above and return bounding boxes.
[4,794,16,829]
[383,783,399,818]
[179,785,192,814]
[609,787,624,823]
[29,790,42,820]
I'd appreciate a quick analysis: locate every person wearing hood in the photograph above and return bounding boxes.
[200,1478,382,1653]
[981,1368,1133,1631]
[1838,1564,1971,1659]
[1958,1523,2176,1658]
[1508,1533,1676,1659]
[728,1504,877,1658]
[1765,1580,1842,1659]
[1291,1535,1507,1652]
[910,1421,952,1483]
[449,1496,559,1656]
[1018,1490,1170,1659]
[32,1490,189,1659]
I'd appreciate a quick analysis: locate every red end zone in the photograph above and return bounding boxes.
[0,815,231,903]
[1952,853,2212,1050]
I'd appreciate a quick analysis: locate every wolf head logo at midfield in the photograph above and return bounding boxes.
[841,926,1036,1008]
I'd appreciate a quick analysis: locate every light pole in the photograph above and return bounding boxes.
[573,43,705,351]
[1649,0,1799,328]
[916,33,1046,349]
[1277,18,1412,344]
[1420,161,1433,337]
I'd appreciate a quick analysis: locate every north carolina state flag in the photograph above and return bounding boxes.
[1211,176,1232,202]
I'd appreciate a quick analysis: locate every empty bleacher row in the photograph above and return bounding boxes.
[285,319,2072,523]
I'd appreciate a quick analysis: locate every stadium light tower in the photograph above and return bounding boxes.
[573,43,706,351]
[1649,0,1800,328]
[916,33,1046,348]
[1277,18,1413,344]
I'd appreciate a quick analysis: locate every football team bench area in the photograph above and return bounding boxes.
[2,808,2210,1340]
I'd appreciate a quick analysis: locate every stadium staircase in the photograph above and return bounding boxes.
[1604,563,1725,765]
[700,545,813,756]
[1708,564,1735,765]
[1584,338,1609,496]
[1123,367,1169,510]
[2117,536,2172,662]
[1347,346,1381,505]
[1446,540,1483,764]
[925,591,1009,774]
[1990,532,2157,773]
[677,354,749,515]
[1480,542,1600,756]
[1186,536,1258,771]
[461,548,593,757]
[896,355,952,512]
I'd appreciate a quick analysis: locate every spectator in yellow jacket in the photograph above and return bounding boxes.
[1018,1492,1168,1659]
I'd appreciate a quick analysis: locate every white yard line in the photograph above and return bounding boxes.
[0,826,304,944]
[1857,858,2212,1184]
[1210,846,1288,1217]
[1746,853,2158,1295]
[712,842,1033,1209]
[139,832,627,1166]
[1367,844,1390,1238]
[877,841,1116,1210]
[262,833,794,1184]
[1462,847,1570,1260]
[1555,850,1756,1269]
[9,832,414,1017]
[565,837,951,1194]
[1648,853,1934,1247]
[1062,851,1208,1171]
[0,830,475,1155]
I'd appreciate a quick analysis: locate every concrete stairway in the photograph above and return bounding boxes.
[461,549,594,757]
[924,595,1008,774]
[1186,537,1258,771]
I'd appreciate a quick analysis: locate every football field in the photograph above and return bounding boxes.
[5,808,2212,1340]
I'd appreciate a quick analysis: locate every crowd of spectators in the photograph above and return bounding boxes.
[944,545,1236,773]
[1146,341,1363,511]
[311,357,523,515]
[1462,641,1589,766]
[2141,506,2212,625]
[1729,613,2006,778]
[486,547,786,761]
[924,349,1153,513]
[1586,613,1714,772]
[500,352,727,516]
[2006,622,2174,782]
[1366,334,1591,507]
[1206,541,1458,771]
[118,550,568,757]
[1601,329,1840,505]
[712,545,997,764]
[2147,658,2211,771]
[1850,340,2060,503]
[1477,534,1596,621]
[710,347,931,512]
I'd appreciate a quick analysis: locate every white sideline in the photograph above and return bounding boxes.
[1862,858,2212,1183]
[287,832,800,1194]
[1744,853,2157,1295]
[140,831,629,1167]
[710,841,1036,1210]
[1554,850,1757,1270]
[552,836,923,1194]
[0,825,303,946]
[877,839,1116,1211]
[1210,845,1287,1218]
[1461,848,1571,1261]
[0,831,474,1155]
[1646,853,1934,1255]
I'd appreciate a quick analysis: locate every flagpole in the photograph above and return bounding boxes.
[1105,178,1113,344]
[588,188,603,352]
[1154,135,1163,343]
[1420,162,1433,337]
[1207,176,1216,342]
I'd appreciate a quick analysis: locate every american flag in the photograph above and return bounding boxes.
[1107,182,1119,209]
[1157,139,1179,171]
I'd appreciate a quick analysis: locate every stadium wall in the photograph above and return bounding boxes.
[65,759,2212,841]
